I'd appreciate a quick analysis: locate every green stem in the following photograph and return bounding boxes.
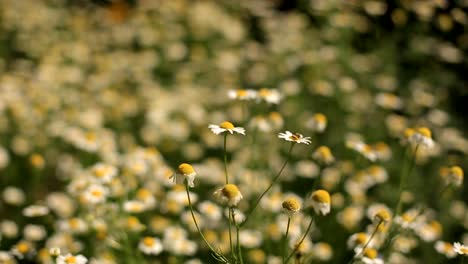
[349,220,382,264]
[283,217,291,263]
[242,142,295,226]
[228,207,235,262]
[284,214,314,263]
[224,133,229,184]
[461,256,465,264]
[185,183,229,263]
[395,144,419,216]
[233,209,244,264]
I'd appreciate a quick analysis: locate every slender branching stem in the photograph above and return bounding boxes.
[242,142,295,226]
[349,220,383,264]
[285,214,314,263]
[283,216,292,263]
[224,133,229,184]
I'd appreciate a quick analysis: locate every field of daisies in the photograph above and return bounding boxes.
[0,0,467,263]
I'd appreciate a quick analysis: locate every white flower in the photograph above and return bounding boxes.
[170,163,197,188]
[257,88,282,104]
[213,184,243,207]
[208,121,245,135]
[90,163,117,183]
[23,205,50,217]
[454,242,468,256]
[278,131,311,144]
[309,190,331,216]
[56,253,88,264]
[138,237,163,255]
[82,184,108,204]
[228,89,257,100]
[406,127,434,148]
[434,241,456,258]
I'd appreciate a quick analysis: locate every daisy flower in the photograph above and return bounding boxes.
[208,121,245,135]
[228,89,257,101]
[138,237,163,255]
[454,242,468,256]
[257,88,282,104]
[434,241,457,258]
[357,248,383,264]
[309,190,331,216]
[406,127,434,148]
[170,163,197,187]
[440,166,464,187]
[307,113,327,132]
[278,131,311,145]
[214,184,243,207]
[56,253,88,264]
[282,197,301,216]
[312,146,335,165]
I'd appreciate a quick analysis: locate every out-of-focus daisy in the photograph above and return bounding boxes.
[2,186,25,206]
[56,253,88,264]
[307,113,327,132]
[347,233,370,249]
[312,146,335,165]
[23,205,50,217]
[208,121,245,135]
[170,163,197,188]
[11,240,35,259]
[312,242,333,261]
[454,242,468,256]
[90,163,117,183]
[434,241,457,258]
[309,190,331,216]
[257,88,282,104]
[440,166,464,187]
[213,184,243,207]
[375,92,403,110]
[373,208,391,224]
[228,89,257,101]
[282,197,301,216]
[23,224,47,241]
[356,248,383,264]
[405,127,434,148]
[138,237,163,255]
[81,184,108,204]
[123,200,147,213]
[278,131,311,144]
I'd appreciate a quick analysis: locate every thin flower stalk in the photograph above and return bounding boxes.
[283,216,291,263]
[284,215,314,264]
[349,220,383,264]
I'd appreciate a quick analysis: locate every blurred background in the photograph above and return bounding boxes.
[0,0,467,263]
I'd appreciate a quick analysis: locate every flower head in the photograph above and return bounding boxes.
[307,113,327,132]
[278,131,311,145]
[312,146,335,165]
[282,197,301,216]
[214,184,243,207]
[440,166,464,187]
[170,163,197,187]
[209,121,245,135]
[406,127,434,148]
[138,236,163,255]
[310,190,331,216]
[228,89,257,101]
[454,242,468,256]
[56,253,88,264]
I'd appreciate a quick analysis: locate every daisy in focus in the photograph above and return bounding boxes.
[171,163,197,187]
[213,184,243,207]
[209,121,245,135]
[309,190,331,216]
[278,131,311,145]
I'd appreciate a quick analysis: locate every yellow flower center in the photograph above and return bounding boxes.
[237,90,248,97]
[289,134,301,141]
[127,216,140,227]
[94,167,107,178]
[282,198,301,212]
[85,132,97,141]
[65,256,77,264]
[451,166,464,178]
[17,242,29,253]
[91,189,103,197]
[402,213,415,223]
[220,121,235,130]
[258,88,271,97]
[221,184,241,200]
[313,113,326,123]
[69,218,80,229]
[311,190,331,204]
[417,127,432,138]
[403,128,415,139]
[363,248,378,259]
[178,163,195,175]
[461,248,468,254]
[317,146,332,159]
[269,112,282,121]
[143,237,155,247]
[374,209,390,222]
[356,233,368,244]
[137,188,152,199]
